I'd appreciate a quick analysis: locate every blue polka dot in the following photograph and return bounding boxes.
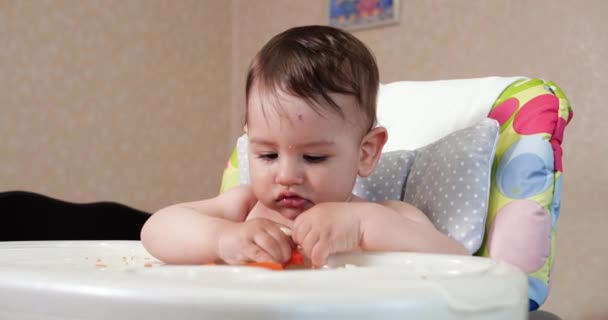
[499,153,553,198]
[528,276,548,309]
[496,135,554,199]
[529,299,539,311]
[550,175,562,229]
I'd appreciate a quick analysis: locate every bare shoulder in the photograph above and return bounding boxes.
[180,185,258,222]
[216,185,257,203]
[380,200,434,226]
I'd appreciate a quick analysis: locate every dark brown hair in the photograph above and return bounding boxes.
[245,25,379,131]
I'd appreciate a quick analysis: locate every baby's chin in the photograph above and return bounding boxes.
[253,201,308,227]
[277,206,309,221]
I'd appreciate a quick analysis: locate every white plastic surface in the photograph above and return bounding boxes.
[0,241,528,320]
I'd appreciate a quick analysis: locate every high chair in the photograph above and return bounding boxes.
[220,76,573,311]
[0,77,571,319]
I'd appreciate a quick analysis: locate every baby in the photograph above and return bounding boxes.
[141,25,468,267]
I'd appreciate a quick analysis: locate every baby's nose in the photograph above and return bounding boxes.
[276,160,304,186]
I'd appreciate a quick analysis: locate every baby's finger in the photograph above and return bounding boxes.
[244,243,275,263]
[311,240,331,267]
[222,251,248,265]
[292,217,311,246]
[252,232,284,262]
[267,227,294,263]
[300,228,320,259]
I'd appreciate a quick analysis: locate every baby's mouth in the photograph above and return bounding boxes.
[276,193,312,209]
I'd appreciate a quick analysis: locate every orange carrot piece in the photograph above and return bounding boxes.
[245,262,284,270]
[287,248,304,266]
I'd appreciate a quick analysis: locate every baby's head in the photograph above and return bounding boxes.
[245,25,379,133]
[244,25,387,219]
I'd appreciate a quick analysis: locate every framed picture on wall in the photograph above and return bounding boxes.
[329,0,400,31]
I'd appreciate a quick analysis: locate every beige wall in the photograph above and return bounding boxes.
[0,0,232,211]
[1,0,606,318]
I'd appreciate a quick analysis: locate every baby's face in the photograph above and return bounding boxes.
[247,86,365,220]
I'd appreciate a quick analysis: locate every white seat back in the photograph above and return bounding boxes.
[378,76,524,151]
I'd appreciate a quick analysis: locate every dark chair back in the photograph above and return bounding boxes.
[0,191,150,241]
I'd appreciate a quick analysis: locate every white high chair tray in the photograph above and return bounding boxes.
[0,241,527,320]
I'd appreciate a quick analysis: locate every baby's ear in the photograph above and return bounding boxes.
[358,127,388,177]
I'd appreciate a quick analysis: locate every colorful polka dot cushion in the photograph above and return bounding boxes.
[476,79,573,311]
[219,78,573,311]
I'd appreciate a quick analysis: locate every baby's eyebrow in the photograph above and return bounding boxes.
[249,138,335,148]
[297,140,336,148]
[249,138,276,147]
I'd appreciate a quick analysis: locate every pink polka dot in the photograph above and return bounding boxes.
[488,98,519,126]
[513,94,559,135]
[486,200,551,273]
[550,117,567,172]
[550,140,563,172]
[552,117,566,145]
[567,109,574,124]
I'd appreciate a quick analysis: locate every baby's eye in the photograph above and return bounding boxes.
[303,155,327,163]
[257,153,278,161]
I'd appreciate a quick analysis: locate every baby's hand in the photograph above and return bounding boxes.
[217,218,293,265]
[292,203,363,267]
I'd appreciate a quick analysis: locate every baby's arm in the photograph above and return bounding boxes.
[360,201,469,255]
[292,201,468,267]
[140,185,256,264]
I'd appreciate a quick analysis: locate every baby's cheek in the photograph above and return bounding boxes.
[313,173,356,202]
[249,166,273,186]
